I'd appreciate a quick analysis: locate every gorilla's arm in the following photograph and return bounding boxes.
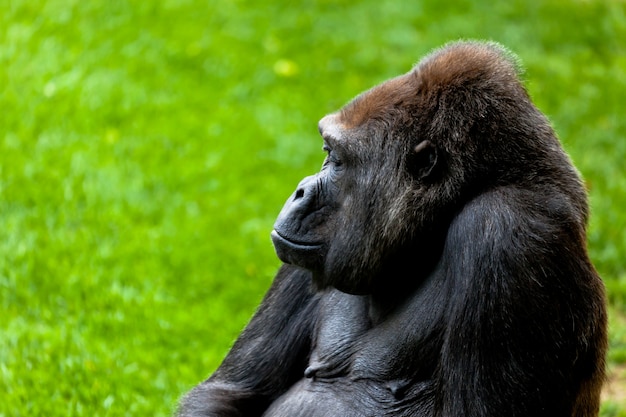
[177,265,320,417]
[437,188,605,416]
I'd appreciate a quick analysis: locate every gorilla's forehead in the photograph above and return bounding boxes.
[318,114,344,142]
[317,72,418,152]
[318,111,383,153]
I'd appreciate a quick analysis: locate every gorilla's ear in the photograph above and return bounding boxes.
[411,140,438,180]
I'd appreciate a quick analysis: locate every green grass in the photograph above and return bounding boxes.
[1,0,625,415]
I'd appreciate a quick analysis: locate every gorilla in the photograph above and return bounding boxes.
[178,41,607,417]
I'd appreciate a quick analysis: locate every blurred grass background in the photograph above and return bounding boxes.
[1,0,625,415]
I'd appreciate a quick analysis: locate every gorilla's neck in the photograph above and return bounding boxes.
[367,272,421,325]
[367,240,443,324]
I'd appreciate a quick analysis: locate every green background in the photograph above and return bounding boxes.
[1,0,625,415]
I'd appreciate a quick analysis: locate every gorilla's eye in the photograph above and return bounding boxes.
[323,145,343,167]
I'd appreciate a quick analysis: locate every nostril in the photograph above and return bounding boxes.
[294,188,305,200]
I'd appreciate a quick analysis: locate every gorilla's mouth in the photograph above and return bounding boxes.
[271,230,325,270]
[270,230,323,249]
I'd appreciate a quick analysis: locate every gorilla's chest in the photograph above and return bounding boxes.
[305,289,436,384]
[262,290,437,417]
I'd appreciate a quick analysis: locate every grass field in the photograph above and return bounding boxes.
[1,0,625,415]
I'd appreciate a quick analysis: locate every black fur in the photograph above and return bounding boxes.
[177,41,607,417]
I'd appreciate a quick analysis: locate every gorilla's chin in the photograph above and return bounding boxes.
[271,230,325,271]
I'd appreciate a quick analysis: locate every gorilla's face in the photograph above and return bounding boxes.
[271,76,442,295]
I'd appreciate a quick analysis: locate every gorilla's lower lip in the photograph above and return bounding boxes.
[271,230,325,270]
[270,230,323,250]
